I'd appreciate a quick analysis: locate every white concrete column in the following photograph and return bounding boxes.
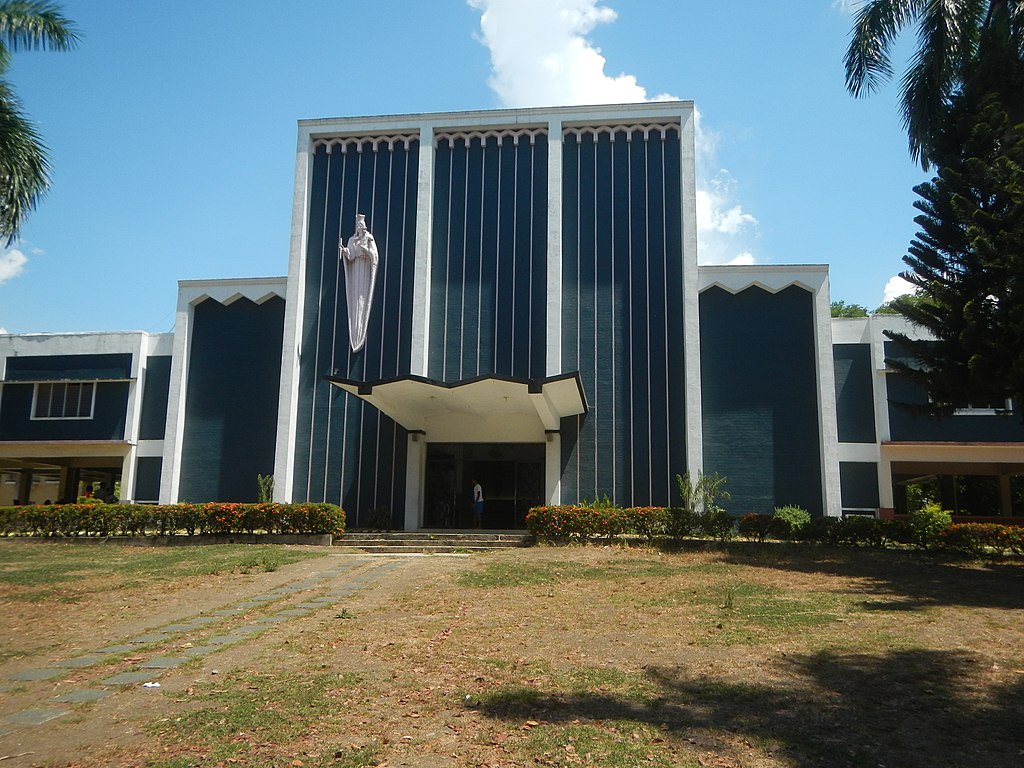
[410,125,436,377]
[274,129,315,502]
[680,106,704,477]
[404,433,427,530]
[545,432,562,505]
[814,276,842,518]
[160,291,194,504]
[546,119,563,377]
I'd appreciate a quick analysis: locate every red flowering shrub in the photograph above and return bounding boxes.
[0,502,345,537]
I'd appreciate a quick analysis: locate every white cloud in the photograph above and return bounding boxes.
[468,0,759,265]
[832,0,859,15]
[0,328,7,335]
[467,0,674,106]
[726,252,756,266]
[883,274,915,303]
[0,247,27,285]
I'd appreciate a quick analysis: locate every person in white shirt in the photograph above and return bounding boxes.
[471,479,484,529]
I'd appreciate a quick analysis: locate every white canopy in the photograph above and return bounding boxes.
[326,372,587,443]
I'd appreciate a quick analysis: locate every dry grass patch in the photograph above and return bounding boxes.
[2,543,1023,767]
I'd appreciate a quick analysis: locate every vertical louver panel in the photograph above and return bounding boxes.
[293,136,418,525]
[560,125,687,507]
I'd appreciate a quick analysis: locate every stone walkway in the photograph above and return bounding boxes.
[0,554,415,740]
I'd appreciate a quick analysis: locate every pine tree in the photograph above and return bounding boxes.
[886,88,1024,412]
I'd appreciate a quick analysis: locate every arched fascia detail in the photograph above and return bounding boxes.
[312,133,420,154]
[699,280,818,296]
[562,122,679,142]
[433,126,548,148]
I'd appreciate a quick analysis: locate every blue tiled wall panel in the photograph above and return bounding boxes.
[839,461,880,510]
[134,456,162,503]
[178,297,285,502]
[5,353,132,381]
[699,286,824,516]
[560,126,687,507]
[0,381,129,440]
[428,133,548,381]
[885,342,1024,441]
[833,344,876,443]
[138,356,172,441]
[292,139,417,524]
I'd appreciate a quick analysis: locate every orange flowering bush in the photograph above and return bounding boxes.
[0,502,345,537]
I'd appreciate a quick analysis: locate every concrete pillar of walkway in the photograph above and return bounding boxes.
[17,468,33,504]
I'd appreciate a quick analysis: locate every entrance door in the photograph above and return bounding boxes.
[424,443,544,530]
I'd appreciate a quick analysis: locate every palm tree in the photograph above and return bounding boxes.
[0,1,78,245]
[844,0,1024,168]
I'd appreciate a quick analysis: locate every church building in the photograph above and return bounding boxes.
[2,102,1022,526]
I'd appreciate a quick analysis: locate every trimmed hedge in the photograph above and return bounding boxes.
[0,502,345,538]
[527,504,1024,557]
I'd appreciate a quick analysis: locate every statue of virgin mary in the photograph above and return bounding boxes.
[339,213,379,353]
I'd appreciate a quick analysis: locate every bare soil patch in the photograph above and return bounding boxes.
[1,542,1023,768]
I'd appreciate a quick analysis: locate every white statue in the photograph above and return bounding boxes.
[339,213,379,353]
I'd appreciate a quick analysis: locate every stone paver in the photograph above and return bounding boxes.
[139,656,187,669]
[233,625,266,634]
[180,645,221,656]
[52,689,111,704]
[203,634,244,646]
[54,655,107,669]
[128,633,171,644]
[5,667,63,681]
[2,708,69,725]
[0,556,401,732]
[101,670,160,686]
[94,644,136,654]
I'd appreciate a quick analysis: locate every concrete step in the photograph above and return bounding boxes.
[335,531,534,554]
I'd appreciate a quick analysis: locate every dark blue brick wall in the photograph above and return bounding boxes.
[0,381,128,440]
[833,344,876,443]
[139,356,171,441]
[885,342,1024,441]
[699,286,823,516]
[134,456,162,502]
[5,353,132,381]
[178,297,284,502]
[293,138,417,523]
[560,126,686,507]
[839,461,880,510]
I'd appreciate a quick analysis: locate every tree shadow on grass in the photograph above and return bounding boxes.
[710,543,1024,611]
[478,648,1024,767]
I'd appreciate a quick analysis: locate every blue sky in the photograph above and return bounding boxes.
[0,0,926,334]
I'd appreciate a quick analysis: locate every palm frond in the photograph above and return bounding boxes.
[0,1,79,55]
[0,77,50,245]
[845,0,927,97]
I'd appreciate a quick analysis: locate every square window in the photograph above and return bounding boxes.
[32,382,95,419]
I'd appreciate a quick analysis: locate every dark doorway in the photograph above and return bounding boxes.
[424,443,544,529]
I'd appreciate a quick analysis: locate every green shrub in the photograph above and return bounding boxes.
[624,506,670,541]
[676,471,732,541]
[835,515,885,547]
[665,506,698,540]
[880,518,914,546]
[909,502,952,550]
[699,509,734,541]
[772,505,811,540]
[805,516,841,545]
